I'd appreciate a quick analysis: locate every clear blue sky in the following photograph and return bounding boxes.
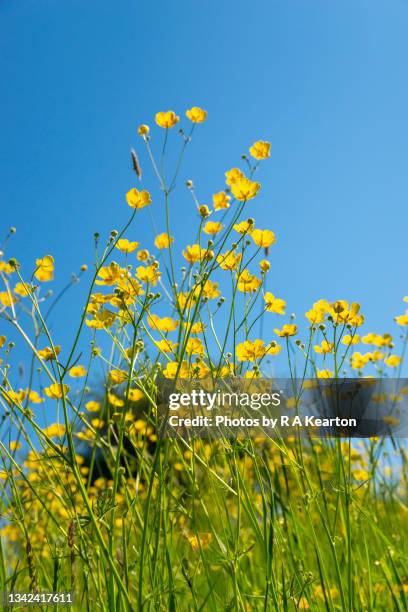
[1,0,408,360]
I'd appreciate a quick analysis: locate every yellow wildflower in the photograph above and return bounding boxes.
[0,292,18,307]
[69,365,87,378]
[230,177,261,202]
[154,233,174,249]
[38,345,60,361]
[342,334,360,345]
[212,191,230,210]
[314,340,334,354]
[14,282,32,297]
[95,262,125,286]
[233,220,254,234]
[109,369,128,385]
[217,250,242,271]
[43,423,66,438]
[237,269,261,293]
[187,532,212,551]
[138,124,149,136]
[186,106,207,123]
[225,167,244,186]
[85,401,101,412]
[186,337,205,356]
[163,360,189,379]
[317,369,334,379]
[137,249,150,262]
[236,339,267,362]
[249,140,271,160]
[251,229,276,248]
[85,309,116,329]
[385,355,401,368]
[44,383,70,400]
[126,188,151,209]
[155,339,178,353]
[148,314,179,332]
[115,239,139,253]
[136,264,161,286]
[274,324,298,338]
[264,292,286,314]
[35,255,54,282]
[203,221,224,235]
[155,110,179,129]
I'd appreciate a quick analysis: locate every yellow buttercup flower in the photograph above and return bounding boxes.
[259,259,270,272]
[217,250,242,271]
[0,292,18,307]
[182,244,213,263]
[85,401,101,412]
[107,370,127,385]
[317,369,334,379]
[230,177,261,202]
[128,388,144,402]
[42,423,66,438]
[212,191,231,210]
[225,168,245,186]
[362,333,392,347]
[186,106,207,123]
[85,309,116,329]
[136,264,161,286]
[4,389,26,405]
[96,262,126,286]
[187,532,212,551]
[237,269,261,293]
[186,337,205,356]
[395,311,408,326]
[35,255,54,282]
[69,365,87,378]
[155,339,178,353]
[203,221,224,235]
[14,282,32,297]
[183,321,206,334]
[137,249,150,262]
[138,124,149,136]
[126,188,152,209]
[202,280,220,299]
[44,383,70,400]
[198,205,211,218]
[385,355,401,368]
[274,324,298,338]
[233,220,254,234]
[249,140,271,160]
[108,392,125,407]
[314,340,334,354]
[264,292,286,314]
[38,345,60,361]
[155,110,180,129]
[0,261,14,274]
[163,360,189,379]
[236,339,267,362]
[342,334,360,345]
[115,239,139,253]
[251,229,276,248]
[148,314,179,332]
[154,233,174,249]
[26,389,44,404]
[350,351,372,369]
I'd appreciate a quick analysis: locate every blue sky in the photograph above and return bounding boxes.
[1,0,408,368]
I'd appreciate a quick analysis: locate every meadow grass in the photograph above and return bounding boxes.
[0,107,408,610]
